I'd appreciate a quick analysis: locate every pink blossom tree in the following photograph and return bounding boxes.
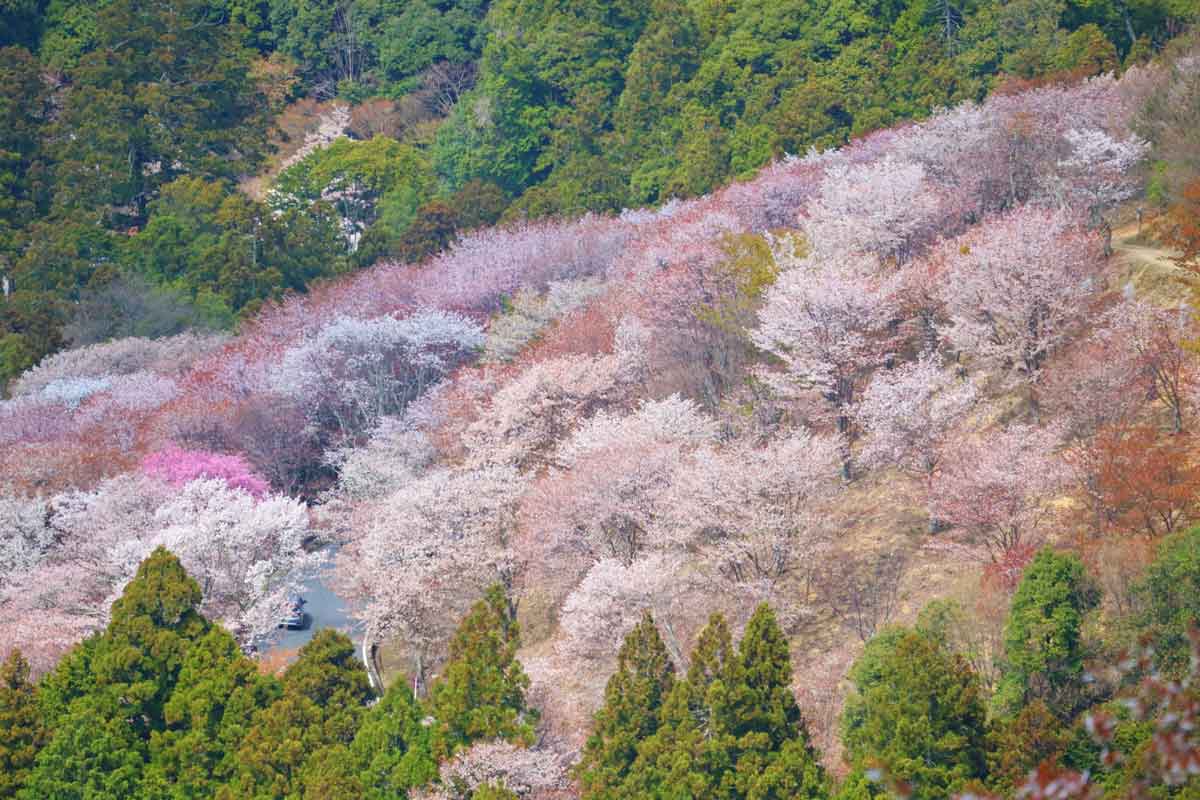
[657,429,842,611]
[143,445,271,498]
[339,463,524,691]
[801,156,945,264]
[0,494,54,585]
[936,207,1104,391]
[0,474,319,663]
[1041,326,1149,440]
[1052,127,1149,234]
[463,318,648,470]
[1101,295,1196,433]
[931,424,1066,558]
[752,238,900,472]
[853,356,978,503]
[425,739,569,799]
[271,309,485,438]
[556,554,688,664]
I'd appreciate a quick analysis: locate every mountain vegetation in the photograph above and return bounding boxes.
[2,2,1200,799]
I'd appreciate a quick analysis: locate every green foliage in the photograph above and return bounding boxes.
[0,652,44,799]
[48,0,269,221]
[623,607,829,799]
[995,548,1100,719]
[361,178,507,266]
[428,583,537,761]
[987,700,1071,795]
[21,548,213,798]
[841,627,989,800]
[126,176,347,319]
[222,629,373,799]
[145,627,281,797]
[268,0,490,94]
[273,136,436,231]
[1138,526,1200,679]
[350,681,438,800]
[577,613,677,799]
[0,46,46,254]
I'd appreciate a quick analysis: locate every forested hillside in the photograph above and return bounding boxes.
[4,2,1200,799]
[2,0,1197,383]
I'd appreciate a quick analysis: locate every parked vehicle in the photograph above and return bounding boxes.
[279,595,307,629]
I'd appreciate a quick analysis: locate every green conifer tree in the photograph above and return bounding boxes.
[995,548,1100,719]
[351,680,438,800]
[623,608,828,799]
[20,548,210,799]
[144,626,281,797]
[735,604,828,800]
[221,629,373,799]
[577,613,676,799]
[841,628,989,800]
[625,613,739,798]
[428,584,537,760]
[0,651,44,799]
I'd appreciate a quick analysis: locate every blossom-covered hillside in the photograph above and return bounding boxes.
[3,50,1200,795]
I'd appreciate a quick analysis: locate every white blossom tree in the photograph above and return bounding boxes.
[753,237,900,472]
[854,356,978,494]
[936,207,1103,390]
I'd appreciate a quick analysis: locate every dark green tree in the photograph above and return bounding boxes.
[21,548,211,799]
[221,629,372,800]
[428,583,537,760]
[733,604,827,800]
[577,613,676,799]
[49,0,268,223]
[994,548,1100,719]
[987,699,1071,795]
[623,608,828,799]
[144,626,282,798]
[350,680,438,800]
[841,627,989,800]
[0,651,44,799]
[281,628,373,744]
[0,46,46,254]
[624,612,741,798]
[1138,526,1200,679]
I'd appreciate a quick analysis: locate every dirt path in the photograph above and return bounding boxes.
[1110,222,1191,304]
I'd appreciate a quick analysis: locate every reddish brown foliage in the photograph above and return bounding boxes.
[1157,177,1200,272]
[1071,424,1200,540]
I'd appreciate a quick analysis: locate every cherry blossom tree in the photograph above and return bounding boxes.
[142,445,270,498]
[0,474,319,663]
[936,207,1103,390]
[9,332,227,398]
[146,480,320,640]
[427,740,569,799]
[752,238,900,471]
[323,415,436,505]
[339,463,523,690]
[1042,328,1149,440]
[1051,127,1149,234]
[853,356,978,498]
[1101,296,1196,433]
[931,425,1066,558]
[0,494,53,585]
[801,156,945,264]
[463,317,648,470]
[271,309,485,438]
[658,429,842,608]
[443,742,568,799]
[517,396,716,597]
